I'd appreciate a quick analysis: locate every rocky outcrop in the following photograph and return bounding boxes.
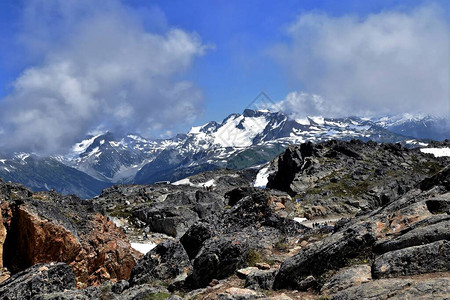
[273,222,376,289]
[182,188,310,290]
[372,240,450,278]
[267,140,449,217]
[130,240,191,286]
[217,287,265,299]
[320,265,372,295]
[374,218,450,253]
[0,262,76,300]
[96,183,227,238]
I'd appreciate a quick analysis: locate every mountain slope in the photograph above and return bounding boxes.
[0,154,110,198]
[64,132,171,183]
[375,114,450,141]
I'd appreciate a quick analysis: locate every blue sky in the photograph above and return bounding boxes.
[0,0,449,153]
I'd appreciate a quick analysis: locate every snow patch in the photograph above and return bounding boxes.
[213,115,269,147]
[295,118,310,126]
[16,153,30,161]
[131,243,157,255]
[294,217,308,223]
[72,134,102,155]
[420,148,450,157]
[172,178,216,188]
[172,178,192,186]
[254,166,272,188]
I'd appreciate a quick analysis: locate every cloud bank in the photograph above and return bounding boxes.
[0,0,207,154]
[273,4,450,118]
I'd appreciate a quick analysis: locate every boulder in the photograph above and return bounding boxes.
[217,287,265,300]
[244,268,277,290]
[330,277,450,300]
[180,222,214,259]
[184,234,250,289]
[133,205,199,238]
[372,240,450,278]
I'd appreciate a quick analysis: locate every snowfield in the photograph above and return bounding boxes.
[254,166,272,188]
[420,147,450,157]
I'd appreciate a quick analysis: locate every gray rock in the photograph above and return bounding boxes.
[373,240,450,279]
[236,267,259,280]
[330,277,450,300]
[134,205,199,238]
[119,285,170,300]
[217,287,265,300]
[273,223,376,290]
[321,264,372,295]
[244,269,277,290]
[266,140,449,217]
[30,286,103,300]
[0,263,76,300]
[374,219,450,253]
[111,280,130,294]
[296,275,316,291]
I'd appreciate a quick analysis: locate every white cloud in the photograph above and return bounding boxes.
[0,0,207,154]
[272,4,450,118]
[276,91,331,118]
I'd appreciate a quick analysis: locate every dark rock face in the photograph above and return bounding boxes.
[180,222,213,259]
[130,241,191,286]
[426,198,450,214]
[419,165,450,191]
[372,240,450,278]
[0,263,76,300]
[94,171,252,238]
[266,143,314,193]
[184,234,250,289]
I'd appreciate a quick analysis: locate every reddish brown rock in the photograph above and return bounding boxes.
[0,183,138,288]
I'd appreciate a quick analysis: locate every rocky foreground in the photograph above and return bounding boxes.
[0,140,449,299]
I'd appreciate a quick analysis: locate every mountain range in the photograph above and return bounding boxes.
[0,109,448,198]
